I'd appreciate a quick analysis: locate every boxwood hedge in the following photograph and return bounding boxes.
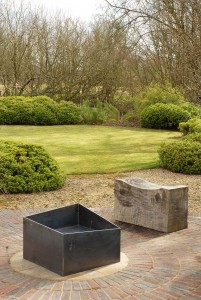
[0,140,65,193]
[182,132,201,143]
[140,103,190,129]
[179,118,201,136]
[0,96,80,125]
[159,140,201,174]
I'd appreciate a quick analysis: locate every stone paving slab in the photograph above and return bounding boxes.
[0,208,201,299]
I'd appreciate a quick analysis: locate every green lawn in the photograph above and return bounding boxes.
[0,125,179,174]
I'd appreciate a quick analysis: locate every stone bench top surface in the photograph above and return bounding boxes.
[115,177,188,190]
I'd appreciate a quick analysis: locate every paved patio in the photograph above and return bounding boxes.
[0,208,201,299]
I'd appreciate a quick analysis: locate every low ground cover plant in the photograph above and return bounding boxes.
[0,140,65,193]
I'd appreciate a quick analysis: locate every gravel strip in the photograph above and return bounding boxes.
[0,168,200,213]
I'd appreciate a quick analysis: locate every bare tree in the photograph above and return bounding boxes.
[0,1,89,98]
[105,0,201,102]
[0,0,39,95]
[81,18,142,102]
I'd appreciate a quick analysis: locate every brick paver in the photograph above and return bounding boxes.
[0,208,201,299]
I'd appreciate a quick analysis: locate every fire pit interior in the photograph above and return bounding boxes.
[23,204,120,276]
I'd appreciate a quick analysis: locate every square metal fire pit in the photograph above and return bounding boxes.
[23,204,120,276]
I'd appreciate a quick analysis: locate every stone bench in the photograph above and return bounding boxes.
[114,177,188,233]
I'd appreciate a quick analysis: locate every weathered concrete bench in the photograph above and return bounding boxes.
[114,177,188,233]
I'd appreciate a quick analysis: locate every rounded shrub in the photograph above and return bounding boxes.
[182,132,201,143]
[180,102,201,118]
[140,103,190,129]
[31,97,58,125]
[10,100,33,125]
[0,105,10,125]
[159,141,201,174]
[179,118,201,136]
[134,82,186,117]
[0,96,80,125]
[56,101,80,124]
[0,140,65,193]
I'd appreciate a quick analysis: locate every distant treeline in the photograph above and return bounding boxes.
[0,0,201,103]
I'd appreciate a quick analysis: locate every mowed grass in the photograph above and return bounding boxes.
[0,125,178,174]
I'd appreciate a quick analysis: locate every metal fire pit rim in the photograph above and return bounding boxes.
[23,218,65,236]
[23,204,120,233]
[23,218,120,236]
[62,227,120,235]
[24,204,78,219]
[78,204,120,230]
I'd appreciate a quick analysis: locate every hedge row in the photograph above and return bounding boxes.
[0,96,121,125]
[0,96,80,125]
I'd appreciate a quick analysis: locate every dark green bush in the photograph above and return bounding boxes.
[32,104,58,125]
[0,96,80,125]
[0,105,10,124]
[56,101,80,124]
[159,141,201,174]
[31,96,58,125]
[10,100,33,125]
[134,82,186,116]
[0,140,65,193]
[0,97,29,124]
[140,103,190,129]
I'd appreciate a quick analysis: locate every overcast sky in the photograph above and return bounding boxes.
[21,0,105,22]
